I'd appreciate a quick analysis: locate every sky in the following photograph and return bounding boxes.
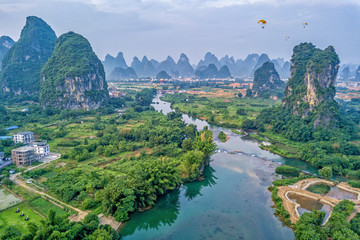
[0,0,359,65]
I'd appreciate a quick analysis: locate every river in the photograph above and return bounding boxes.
[119,95,319,240]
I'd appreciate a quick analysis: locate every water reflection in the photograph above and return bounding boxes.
[325,187,358,200]
[183,166,217,201]
[120,189,181,237]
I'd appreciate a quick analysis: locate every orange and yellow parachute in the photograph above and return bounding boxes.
[302,22,308,28]
[284,36,290,40]
[257,19,267,28]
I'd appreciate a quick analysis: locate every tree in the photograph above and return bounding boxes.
[246,89,252,97]
[184,150,205,179]
[1,226,21,240]
[237,92,243,98]
[241,118,255,131]
[236,108,246,116]
[193,128,217,162]
[87,229,114,240]
[182,139,193,151]
[319,167,332,179]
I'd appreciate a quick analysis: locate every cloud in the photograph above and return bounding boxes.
[0,2,35,12]
[0,0,359,63]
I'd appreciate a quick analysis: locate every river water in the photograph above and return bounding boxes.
[120,95,320,240]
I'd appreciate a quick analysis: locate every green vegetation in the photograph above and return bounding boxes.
[252,61,285,98]
[318,167,333,180]
[29,198,68,217]
[218,131,227,142]
[162,91,279,129]
[294,200,359,240]
[40,31,109,107]
[0,16,56,96]
[272,173,310,187]
[0,202,44,236]
[268,186,291,226]
[275,165,300,177]
[0,210,120,239]
[307,184,331,195]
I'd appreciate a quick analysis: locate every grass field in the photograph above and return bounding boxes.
[29,197,68,217]
[0,202,44,234]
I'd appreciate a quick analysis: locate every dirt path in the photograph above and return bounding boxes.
[13,176,89,221]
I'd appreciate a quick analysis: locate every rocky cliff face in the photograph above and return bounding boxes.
[40,32,108,110]
[283,43,340,128]
[252,61,285,98]
[1,16,56,95]
[0,36,15,70]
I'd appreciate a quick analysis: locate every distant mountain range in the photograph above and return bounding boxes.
[103,51,292,81]
[338,64,360,81]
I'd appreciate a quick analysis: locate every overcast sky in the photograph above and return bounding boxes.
[0,0,359,65]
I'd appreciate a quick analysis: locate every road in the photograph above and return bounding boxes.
[13,175,89,221]
[9,152,89,221]
[0,160,12,169]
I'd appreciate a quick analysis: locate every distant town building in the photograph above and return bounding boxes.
[11,146,36,166]
[13,131,34,144]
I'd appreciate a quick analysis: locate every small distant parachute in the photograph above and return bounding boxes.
[302,22,308,28]
[257,19,267,29]
[284,36,290,40]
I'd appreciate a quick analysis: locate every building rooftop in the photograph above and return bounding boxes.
[30,141,47,146]
[0,136,12,140]
[15,131,34,135]
[12,146,34,152]
[5,126,19,131]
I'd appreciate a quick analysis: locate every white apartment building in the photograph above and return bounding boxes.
[31,141,50,157]
[13,131,34,144]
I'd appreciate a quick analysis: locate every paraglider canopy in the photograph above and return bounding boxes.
[302,22,308,28]
[284,36,290,40]
[257,19,267,29]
